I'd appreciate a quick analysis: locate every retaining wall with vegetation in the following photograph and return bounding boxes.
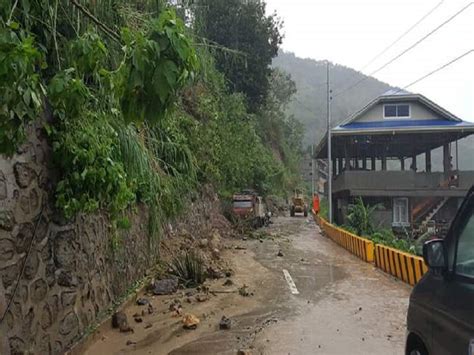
[314,214,427,286]
[0,124,158,354]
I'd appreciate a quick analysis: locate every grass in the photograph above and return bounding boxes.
[169,251,206,287]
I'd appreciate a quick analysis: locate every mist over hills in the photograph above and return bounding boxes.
[273,51,474,170]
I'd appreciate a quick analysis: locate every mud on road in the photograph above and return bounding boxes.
[84,216,410,355]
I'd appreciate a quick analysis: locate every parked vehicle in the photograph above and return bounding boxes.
[232,190,270,228]
[405,186,474,355]
[290,189,308,217]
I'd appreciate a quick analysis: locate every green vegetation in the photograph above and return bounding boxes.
[1,1,303,244]
[169,251,206,287]
[344,198,417,255]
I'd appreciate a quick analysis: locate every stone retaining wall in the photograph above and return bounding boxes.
[0,123,158,354]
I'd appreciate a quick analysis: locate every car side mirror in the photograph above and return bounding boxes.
[423,239,447,272]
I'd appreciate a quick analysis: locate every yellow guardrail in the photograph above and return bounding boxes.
[318,216,374,263]
[314,213,428,286]
[374,244,428,286]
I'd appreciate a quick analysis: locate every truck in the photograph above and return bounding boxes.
[290,189,308,217]
[232,189,270,228]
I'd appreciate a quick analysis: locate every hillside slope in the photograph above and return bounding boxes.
[273,51,393,145]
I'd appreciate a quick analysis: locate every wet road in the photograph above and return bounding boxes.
[85,216,410,355]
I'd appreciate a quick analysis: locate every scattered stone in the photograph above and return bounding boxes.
[237,349,251,355]
[207,266,224,279]
[185,290,197,297]
[234,246,246,250]
[225,270,232,277]
[242,237,247,241]
[150,278,178,295]
[259,239,263,243]
[136,298,149,306]
[219,316,232,330]
[223,279,234,286]
[134,317,143,323]
[199,238,209,248]
[169,300,182,313]
[196,294,208,302]
[186,297,192,304]
[182,314,200,329]
[126,340,136,346]
[277,250,284,257]
[148,303,154,314]
[112,312,134,333]
[362,337,365,341]
[238,285,251,297]
[141,310,146,316]
[144,323,153,329]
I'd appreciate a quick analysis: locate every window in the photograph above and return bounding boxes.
[393,198,409,226]
[384,104,410,118]
[455,209,474,278]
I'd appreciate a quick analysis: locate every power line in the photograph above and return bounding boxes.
[334,2,473,98]
[402,49,473,89]
[360,0,445,72]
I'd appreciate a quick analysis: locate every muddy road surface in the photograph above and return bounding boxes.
[84,216,410,355]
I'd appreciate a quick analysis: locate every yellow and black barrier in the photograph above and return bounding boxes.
[374,244,428,286]
[318,216,375,263]
[314,214,428,286]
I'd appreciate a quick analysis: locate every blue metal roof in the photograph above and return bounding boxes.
[336,119,474,131]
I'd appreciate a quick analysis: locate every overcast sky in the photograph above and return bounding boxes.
[265,0,473,122]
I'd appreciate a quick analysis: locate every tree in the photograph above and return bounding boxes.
[194,0,282,111]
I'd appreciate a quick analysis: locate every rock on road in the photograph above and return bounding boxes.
[84,216,410,355]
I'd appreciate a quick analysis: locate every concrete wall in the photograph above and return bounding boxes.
[357,100,443,122]
[333,170,474,195]
[0,123,158,354]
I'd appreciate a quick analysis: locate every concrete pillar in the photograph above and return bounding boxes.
[371,156,376,171]
[400,157,405,171]
[425,150,431,173]
[362,157,367,170]
[354,157,359,169]
[411,154,417,171]
[443,143,450,174]
[338,157,343,175]
[332,158,337,177]
[381,155,387,171]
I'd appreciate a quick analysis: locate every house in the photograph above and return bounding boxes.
[314,90,474,237]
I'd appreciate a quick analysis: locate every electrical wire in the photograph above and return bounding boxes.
[360,0,445,72]
[402,49,473,89]
[334,2,473,98]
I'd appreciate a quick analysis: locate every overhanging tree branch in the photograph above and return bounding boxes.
[69,0,122,44]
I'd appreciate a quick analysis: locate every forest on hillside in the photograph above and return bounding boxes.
[273,51,474,170]
[0,0,304,242]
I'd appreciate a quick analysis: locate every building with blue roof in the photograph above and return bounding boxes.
[314,91,474,237]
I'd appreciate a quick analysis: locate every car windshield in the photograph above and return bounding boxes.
[233,201,252,208]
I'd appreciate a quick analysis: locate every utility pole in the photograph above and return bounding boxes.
[326,61,333,223]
